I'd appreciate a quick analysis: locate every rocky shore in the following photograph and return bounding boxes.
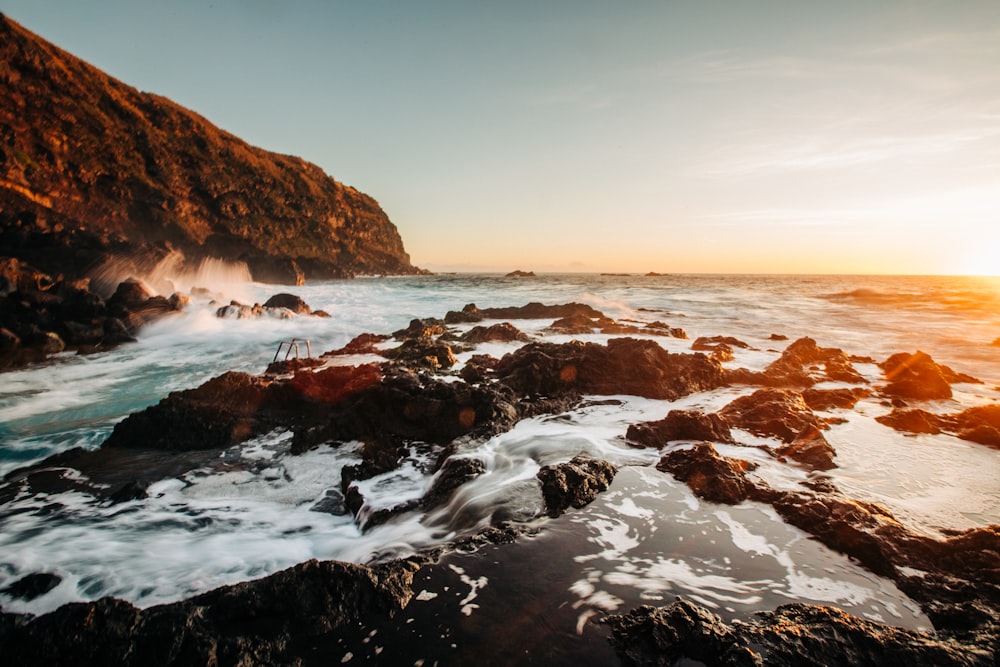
[1,300,997,665]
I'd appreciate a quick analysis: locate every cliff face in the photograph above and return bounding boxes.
[0,14,418,285]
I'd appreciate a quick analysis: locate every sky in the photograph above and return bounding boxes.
[4,1,999,275]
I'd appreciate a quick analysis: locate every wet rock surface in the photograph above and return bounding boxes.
[2,300,997,665]
[606,598,992,667]
[727,336,866,387]
[626,409,734,447]
[537,456,618,517]
[877,404,1000,448]
[0,257,182,369]
[879,350,981,400]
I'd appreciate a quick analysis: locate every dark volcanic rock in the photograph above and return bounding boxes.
[0,15,418,284]
[626,409,734,447]
[422,456,487,509]
[1,572,62,601]
[322,332,390,356]
[505,270,535,277]
[606,598,990,667]
[445,302,605,324]
[382,338,458,369]
[0,558,424,667]
[537,456,617,518]
[392,318,446,340]
[494,338,726,401]
[656,443,758,504]
[459,322,530,344]
[262,293,313,314]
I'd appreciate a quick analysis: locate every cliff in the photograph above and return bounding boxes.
[0,14,419,286]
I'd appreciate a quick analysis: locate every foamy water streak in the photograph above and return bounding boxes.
[1,273,997,617]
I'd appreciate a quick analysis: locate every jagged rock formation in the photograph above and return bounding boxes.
[0,14,418,285]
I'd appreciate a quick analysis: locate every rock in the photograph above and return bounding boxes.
[444,303,484,324]
[770,333,788,341]
[606,598,988,667]
[106,279,154,312]
[802,387,870,411]
[876,404,1000,449]
[421,456,487,509]
[775,428,837,470]
[952,405,1000,448]
[458,323,530,344]
[323,333,390,356]
[626,409,734,447]
[729,337,865,387]
[692,335,752,350]
[494,338,726,401]
[392,318,446,340]
[643,321,688,339]
[656,442,758,504]
[876,408,944,434]
[215,302,293,319]
[549,313,600,334]
[537,456,617,517]
[878,350,978,400]
[262,293,312,314]
[719,388,836,469]
[719,388,828,443]
[382,338,457,369]
[107,480,149,504]
[505,270,535,277]
[1,572,62,601]
[459,354,500,383]
[0,558,424,666]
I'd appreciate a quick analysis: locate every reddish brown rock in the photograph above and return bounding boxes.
[626,410,734,447]
[656,442,759,504]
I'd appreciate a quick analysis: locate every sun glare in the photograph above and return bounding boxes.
[957,245,1000,277]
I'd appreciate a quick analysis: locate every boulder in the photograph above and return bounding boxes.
[459,323,530,344]
[719,388,828,443]
[494,338,726,401]
[879,351,980,400]
[537,456,617,518]
[626,409,734,447]
[262,293,312,314]
[656,442,758,504]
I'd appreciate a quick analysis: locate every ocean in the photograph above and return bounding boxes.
[1,273,998,635]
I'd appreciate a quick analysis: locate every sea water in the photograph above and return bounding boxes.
[1,273,998,626]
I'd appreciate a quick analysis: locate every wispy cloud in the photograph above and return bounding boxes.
[702,129,998,176]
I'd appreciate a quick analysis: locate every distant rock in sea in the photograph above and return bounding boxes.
[505,270,535,277]
[0,14,421,285]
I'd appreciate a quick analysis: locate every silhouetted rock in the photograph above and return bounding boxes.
[505,270,535,277]
[1,572,61,602]
[692,335,752,350]
[537,456,617,517]
[262,293,312,314]
[422,456,487,509]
